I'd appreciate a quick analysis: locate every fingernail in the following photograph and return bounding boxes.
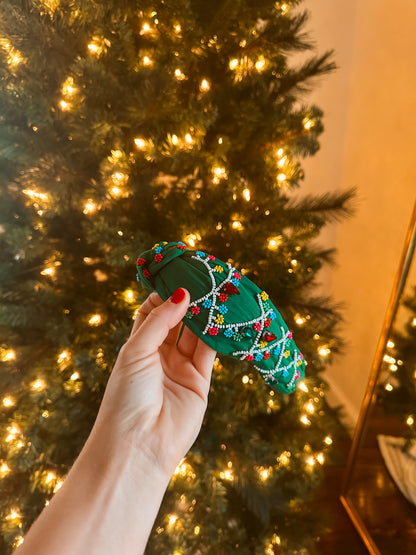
[170,288,186,304]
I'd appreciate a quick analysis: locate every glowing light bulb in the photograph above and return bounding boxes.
[134,137,146,149]
[168,514,178,527]
[277,173,286,182]
[13,537,24,549]
[62,76,76,96]
[305,401,315,414]
[300,415,311,426]
[123,288,135,303]
[200,79,210,92]
[174,24,181,33]
[229,58,239,70]
[185,133,193,144]
[242,188,251,201]
[194,525,201,535]
[140,23,151,34]
[88,42,99,54]
[407,415,414,426]
[83,200,97,215]
[259,467,271,481]
[318,346,331,357]
[255,56,266,71]
[303,118,314,130]
[88,314,102,326]
[184,233,200,248]
[41,266,55,277]
[317,453,325,464]
[299,382,309,393]
[295,314,306,325]
[324,435,333,445]
[307,456,315,467]
[267,236,283,251]
[6,424,19,442]
[31,379,46,391]
[7,509,21,521]
[45,471,56,484]
[412,317,416,327]
[277,148,284,157]
[387,340,395,349]
[2,396,15,407]
[143,56,152,66]
[0,348,16,362]
[174,68,185,80]
[232,220,244,231]
[242,375,249,384]
[385,383,394,392]
[0,462,10,476]
[70,372,80,381]
[171,134,178,145]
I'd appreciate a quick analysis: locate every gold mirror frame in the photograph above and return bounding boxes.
[340,200,416,554]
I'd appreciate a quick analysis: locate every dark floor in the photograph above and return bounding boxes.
[311,434,368,555]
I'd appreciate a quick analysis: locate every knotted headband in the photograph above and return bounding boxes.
[136,241,305,394]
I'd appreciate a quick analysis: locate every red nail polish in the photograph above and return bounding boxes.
[170,288,186,304]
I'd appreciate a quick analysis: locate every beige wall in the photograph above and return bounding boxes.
[299,0,416,426]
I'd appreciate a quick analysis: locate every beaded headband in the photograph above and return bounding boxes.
[136,241,305,394]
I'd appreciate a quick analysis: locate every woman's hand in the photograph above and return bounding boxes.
[94,288,216,476]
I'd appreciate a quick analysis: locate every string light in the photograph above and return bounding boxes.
[6,424,20,442]
[231,219,244,231]
[300,415,311,426]
[40,266,55,277]
[194,525,201,536]
[387,340,395,349]
[267,236,283,251]
[2,396,15,407]
[318,345,331,357]
[305,401,315,414]
[185,133,193,145]
[184,233,201,248]
[22,189,49,202]
[142,55,153,66]
[61,76,76,96]
[59,100,70,111]
[242,188,251,201]
[229,58,239,70]
[200,78,210,92]
[277,172,286,183]
[242,375,249,384]
[13,537,24,549]
[140,23,152,34]
[316,453,325,465]
[31,379,46,391]
[306,456,315,467]
[412,317,416,327]
[6,509,21,522]
[294,314,306,325]
[168,514,178,527]
[303,118,314,130]
[134,137,146,149]
[174,68,186,80]
[83,200,97,215]
[88,314,103,326]
[299,382,308,393]
[385,383,394,392]
[406,415,414,426]
[0,348,16,362]
[0,462,10,476]
[70,372,80,381]
[255,56,266,71]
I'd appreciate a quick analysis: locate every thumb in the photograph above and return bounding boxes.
[129,288,190,354]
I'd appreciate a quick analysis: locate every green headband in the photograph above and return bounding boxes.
[136,241,305,394]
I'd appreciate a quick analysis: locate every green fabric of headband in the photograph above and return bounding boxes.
[136,241,305,394]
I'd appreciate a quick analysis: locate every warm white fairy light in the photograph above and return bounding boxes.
[6,509,21,522]
[0,462,10,476]
[316,453,325,465]
[277,451,291,466]
[88,314,103,326]
[255,56,266,71]
[134,137,146,149]
[407,415,414,426]
[277,172,286,183]
[258,466,272,481]
[184,233,201,248]
[232,219,244,231]
[40,266,55,277]
[59,100,70,111]
[142,55,153,66]
[385,383,394,392]
[140,23,152,34]
[185,133,193,145]
[242,188,251,201]
[387,340,395,349]
[303,118,314,130]
[83,200,97,215]
[306,456,315,467]
[229,58,239,70]
[194,525,201,536]
[305,401,315,414]
[6,424,19,442]
[318,345,331,357]
[294,314,306,326]
[174,68,186,80]
[200,78,210,92]
[70,372,80,381]
[168,514,178,527]
[324,435,333,446]
[267,236,283,251]
[300,415,311,426]
[31,378,46,391]
[174,23,181,32]
[390,364,398,372]
[412,317,416,327]
[13,536,24,549]
[383,354,396,364]
[299,381,308,393]
[22,189,48,202]
[0,348,16,362]
[57,350,71,365]
[171,134,179,145]
[2,396,15,408]
[62,76,76,96]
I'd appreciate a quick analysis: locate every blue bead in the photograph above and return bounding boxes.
[224,328,234,337]
[269,311,277,320]
[231,278,240,287]
[196,250,206,258]
[136,273,141,282]
[255,353,263,361]
[283,369,289,378]
[202,299,212,308]
[154,246,163,253]
[218,305,228,314]
[272,346,281,355]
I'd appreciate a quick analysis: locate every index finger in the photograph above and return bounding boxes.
[130,291,162,336]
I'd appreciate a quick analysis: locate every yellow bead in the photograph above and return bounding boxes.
[260,291,269,301]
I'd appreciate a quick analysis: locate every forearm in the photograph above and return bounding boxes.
[15,428,171,555]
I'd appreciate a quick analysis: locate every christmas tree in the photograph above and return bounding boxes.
[0,1,353,553]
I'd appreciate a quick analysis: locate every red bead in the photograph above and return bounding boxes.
[208,255,215,261]
[208,327,219,335]
[253,323,262,332]
[154,253,163,262]
[263,352,270,360]
[264,318,271,328]
[191,306,200,315]
[246,354,254,361]
[137,258,146,266]
[263,332,277,342]
[224,283,240,296]
[219,292,228,303]
[143,269,150,279]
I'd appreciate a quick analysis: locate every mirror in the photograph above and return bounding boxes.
[340,200,416,554]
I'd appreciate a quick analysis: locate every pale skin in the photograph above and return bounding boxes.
[15,288,216,555]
